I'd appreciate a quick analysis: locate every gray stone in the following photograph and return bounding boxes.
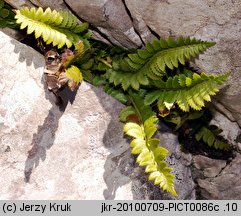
[0,31,129,199]
[197,154,241,199]
[209,106,241,147]
[65,0,142,48]
[193,155,226,178]
[29,0,67,10]
[0,28,25,41]
[2,0,241,200]
[5,0,67,10]
[124,2,156,44]
[238,143,241,152]
[4,0,34,9]
[156,124,195,199]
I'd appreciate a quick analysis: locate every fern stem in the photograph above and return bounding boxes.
[99,58,112,68]
[127,90,143,123]
[127,90,153,149]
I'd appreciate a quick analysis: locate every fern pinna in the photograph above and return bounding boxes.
[15,7,90,48]
[144,72,229,112]
[195,126,230,150]
[107,37,215,90]
[120,93,177,196]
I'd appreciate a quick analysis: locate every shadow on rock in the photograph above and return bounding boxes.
[10,38,44,69]
[24,76,78,183]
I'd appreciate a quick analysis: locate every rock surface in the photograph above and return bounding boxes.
[4,0,34,8]
[156,124,195,199]
[193,155,226,178]
[0,31,195,199]
[5,0,66,10]
[29,0,67,10]
[0,31,130,199]
[65,0,142,48]
[197,154,241,199]
[209,106,241,147]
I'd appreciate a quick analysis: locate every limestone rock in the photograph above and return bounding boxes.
[209,107,241,147]
[156,123,195,199]
[65,0,142,48]
[193,155,226,178]
[5,0,66,10]
[29,0,67,10]
[197,154,241,199]
[0,28,25,41]
[4,0,34,9]
[124,0,157,43]
[2,0,241,200]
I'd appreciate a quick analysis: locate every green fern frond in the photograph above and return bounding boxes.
[129,92,155,122]
[122,93,177,196]
[107,37,215,90]
[104,84,128,104]
[195,126,230,150]
[144,72,229,112]
[92,75,107,86]
[0,0,17,28]
[15,7,90,48]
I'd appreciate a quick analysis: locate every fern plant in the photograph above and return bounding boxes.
[15,7,90,48]
[121,92,177,196]
[10,6,232,197]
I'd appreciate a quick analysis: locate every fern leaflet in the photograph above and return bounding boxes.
[144,72,229,112]
[195,126,230,150]
[104,84,128,104]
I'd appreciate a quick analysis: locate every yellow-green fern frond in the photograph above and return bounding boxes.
[122,93,177,196]
[15,7,90,48]
[107,37,215,90]
[144,72,229,112]
[123,117,177,196]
